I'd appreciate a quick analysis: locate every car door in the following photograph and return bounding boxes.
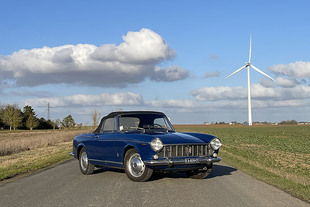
[87,117,116,163]
[113,116,141,164]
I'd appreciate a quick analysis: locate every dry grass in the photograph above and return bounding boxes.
[0,129,92,180]
[222,146,310,186]
[0,142,72,169]
[0,141,73,180]
[0,130,91,156]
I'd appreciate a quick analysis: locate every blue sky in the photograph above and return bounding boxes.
[0,0,309,124]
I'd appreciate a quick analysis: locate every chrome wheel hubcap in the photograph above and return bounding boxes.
[128,153,145,177]
[81,152,88,171]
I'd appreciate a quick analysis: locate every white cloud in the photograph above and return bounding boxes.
[191,86,247,101]
[252,99,308,108]
[260,78,276,88]
[150,66,189,82]
[21,90,310,124]
[269,61,310,79]
[251,84,310,100]
[0,28,187,88]
[274,77,299,88]
[147,99,197,108]
[23,92,144,107]
[191,84,310,101]
[91,28,175,64]
[204,71,221,78]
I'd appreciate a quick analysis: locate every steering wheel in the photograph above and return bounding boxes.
[153,124,162,128]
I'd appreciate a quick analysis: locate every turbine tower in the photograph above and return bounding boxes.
[225,35,275,126]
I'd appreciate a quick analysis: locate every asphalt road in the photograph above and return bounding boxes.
[0,159,308,207]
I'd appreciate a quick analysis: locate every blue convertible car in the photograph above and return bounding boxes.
[72,111,222,182]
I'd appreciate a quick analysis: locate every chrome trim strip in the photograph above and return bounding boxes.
[163,143,208,146]
[144,157,221,166]
[89,159,123,165]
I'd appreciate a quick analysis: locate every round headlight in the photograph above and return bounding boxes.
[210,138,222,150]
[150,138,163,152]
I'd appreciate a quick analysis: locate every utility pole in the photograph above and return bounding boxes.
[47,103,51,120]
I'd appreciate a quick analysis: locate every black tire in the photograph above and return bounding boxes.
[186,166,212,179]
[79,148,95,175]
[124,148,153,182]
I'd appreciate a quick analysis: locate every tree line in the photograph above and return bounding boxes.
[0,104,76,130]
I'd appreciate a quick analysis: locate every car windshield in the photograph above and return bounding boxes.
[118,113,174,133]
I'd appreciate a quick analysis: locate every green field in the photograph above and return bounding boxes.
[174,125,310,202]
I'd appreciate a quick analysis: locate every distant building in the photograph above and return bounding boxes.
[298,122,310,125]
[229,121,238,125]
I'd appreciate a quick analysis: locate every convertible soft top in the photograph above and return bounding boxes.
[93,111,165,133]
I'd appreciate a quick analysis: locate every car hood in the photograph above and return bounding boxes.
[152,132,206,144]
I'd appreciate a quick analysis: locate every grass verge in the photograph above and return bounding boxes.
[0,129,90,156]
[220,147,310,202]
[0,142,72,181]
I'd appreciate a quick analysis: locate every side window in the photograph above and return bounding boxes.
[102,118,115,132]
[119,117,140,130]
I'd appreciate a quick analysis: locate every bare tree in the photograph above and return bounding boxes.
[52,119,61,129]
[91,109,101,128]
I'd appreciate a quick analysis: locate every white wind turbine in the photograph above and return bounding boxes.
[225,35,275,126]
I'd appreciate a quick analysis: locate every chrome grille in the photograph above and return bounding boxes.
[158,144,209,158]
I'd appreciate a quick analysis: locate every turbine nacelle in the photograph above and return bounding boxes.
[245,62,251,67]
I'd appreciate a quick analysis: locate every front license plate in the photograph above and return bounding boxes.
[185,158,200,164]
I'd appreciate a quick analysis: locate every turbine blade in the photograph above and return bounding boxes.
[249,34,252,63]
[225,65,247,79]
[251,65,275,81]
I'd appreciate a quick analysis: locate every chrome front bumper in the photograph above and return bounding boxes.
[144,157,221,167]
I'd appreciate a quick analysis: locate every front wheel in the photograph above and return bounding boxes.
[187,166,212,179]
[79,148,95,175]
[124,149,153,182]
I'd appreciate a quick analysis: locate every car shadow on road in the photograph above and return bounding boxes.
[150,163,238,181]
[92,163,237,181]
[208,164,237,178]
